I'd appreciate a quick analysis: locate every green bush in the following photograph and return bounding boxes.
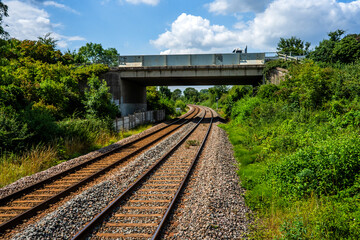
[270,135,360,198]
[256,84,280,100]
[83,75,120,119]
[21,107,60,143]
[58,118,111,145]
[0,107,31,152]
[221,57,360,238]
[231,97,263,124]
[175,99,186,111]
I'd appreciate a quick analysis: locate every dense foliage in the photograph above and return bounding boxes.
[310,30,360,64]
[216,60,360,239]
[0,37,121,154]
[277,36,311,56]
[146,86,185,116]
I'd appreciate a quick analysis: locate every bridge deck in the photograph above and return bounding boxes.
[119,53,265,67]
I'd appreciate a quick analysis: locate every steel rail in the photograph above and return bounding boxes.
[71,107,212,240]
[0,106,198,234]
[152,109,213,239]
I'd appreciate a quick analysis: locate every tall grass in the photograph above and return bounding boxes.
[0,145,58,187]
[0,123,153,188]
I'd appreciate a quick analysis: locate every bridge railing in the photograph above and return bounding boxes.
[119,53,265,67]
[265,52,306,62]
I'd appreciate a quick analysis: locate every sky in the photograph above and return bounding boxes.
[2,0,360,91]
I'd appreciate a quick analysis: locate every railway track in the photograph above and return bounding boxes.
[71,107,214,239]
[0,106,200,234]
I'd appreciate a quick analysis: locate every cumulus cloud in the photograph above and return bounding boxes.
[43,1,80,14]
[150,13,242,54]
[124,0,160,6]
[3,0,84,48]
[206,0,272,14]
[152,0,360,53]
[241,0,360,50]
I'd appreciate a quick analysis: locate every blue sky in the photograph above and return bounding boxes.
[3,0,360,55]
[2,0,360,91]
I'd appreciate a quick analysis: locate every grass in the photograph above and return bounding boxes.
[0,145,58,188]
[220,103,360,239]
[0,124,153,188]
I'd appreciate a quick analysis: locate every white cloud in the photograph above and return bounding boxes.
[3,0,85,48]
[124,0,160,6]
[240,0,360,50]
[206,0,272,14]
[150,13,242,54]
[152,0,360,53]
[43,1,80,14]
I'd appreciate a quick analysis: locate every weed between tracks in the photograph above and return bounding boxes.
[185,140,200,149]
[0,124,152,188]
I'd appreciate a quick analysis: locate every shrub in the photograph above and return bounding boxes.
[175,99,186,111]
[269,134,360,199]
[231,97,263,124]
[83,75,120,119]
[21,107,60,144]
[0,107,31,152]
[257,84,280,100]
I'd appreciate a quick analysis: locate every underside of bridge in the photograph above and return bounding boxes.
[102,64,264,116]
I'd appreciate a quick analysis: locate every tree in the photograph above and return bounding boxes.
[199,89,209,102]
[0,1,8,39]
[146,86,161,110]
[310,30,345,63]
[277,36,311,56]
[328,29,345,42]
[38,33,58,49]
[183,87,199,102]
[102,48,119,66]
[171,89,182,101]
[208,85,229,103]
[221,85,253,116]
[159,86,171,99]
[83,75,120,119]
[332,34,360,63]
[310,30,360,64]
[77,43,104,64]
[77,42,119,66]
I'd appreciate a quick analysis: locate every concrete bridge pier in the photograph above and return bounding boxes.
[103,72,147,117]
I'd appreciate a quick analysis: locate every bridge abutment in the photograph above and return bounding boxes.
[103,72,147,117]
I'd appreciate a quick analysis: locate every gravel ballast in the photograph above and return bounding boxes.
[6,107,252,239]
[0,121,171,199]
[11,121,197,240]
[171,122,251,239]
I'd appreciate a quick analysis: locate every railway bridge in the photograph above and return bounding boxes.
[103,53,265,116]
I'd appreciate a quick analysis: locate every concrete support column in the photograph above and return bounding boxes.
[103,72,121,107]
[120,79,147,116]
[102,72,147,117]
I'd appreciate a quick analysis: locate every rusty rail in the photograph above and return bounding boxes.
[0,106,199,234]
[71,107,213,239]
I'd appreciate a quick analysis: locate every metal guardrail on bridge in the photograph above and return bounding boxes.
[119,53,265,67]
[265,52,306,62]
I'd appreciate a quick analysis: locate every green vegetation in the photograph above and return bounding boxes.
[0,33,181,186]
[310,29,360,64]
[0,123,152,187]
[193,31,360,239]
[277,36,311,56]
[0,0,169,186]
[0,35,125,185]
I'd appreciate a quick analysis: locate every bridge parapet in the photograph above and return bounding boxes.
[119,53,265,67]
